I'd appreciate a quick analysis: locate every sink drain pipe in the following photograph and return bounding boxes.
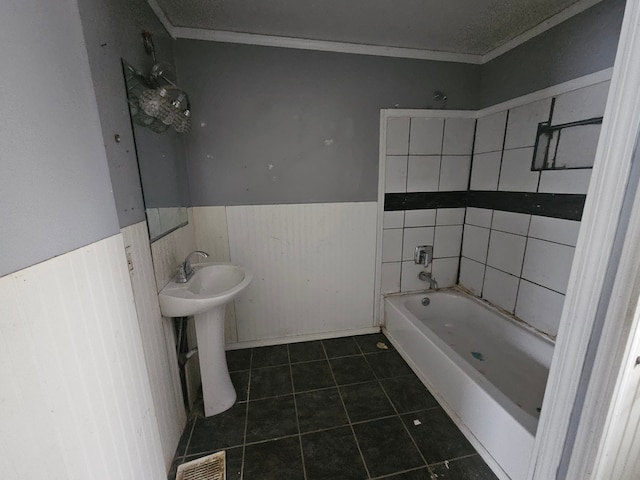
[174,316,198,410]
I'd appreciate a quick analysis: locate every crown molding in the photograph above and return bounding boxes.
[147,0,603,64]
[146,0,176,39]
[171,27,483,64]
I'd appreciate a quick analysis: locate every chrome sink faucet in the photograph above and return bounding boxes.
[176,250,209,283]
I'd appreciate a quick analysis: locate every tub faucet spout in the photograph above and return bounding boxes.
[176,250,209,283]
[418,271,439,290]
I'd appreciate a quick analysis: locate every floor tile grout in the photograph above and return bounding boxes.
[377,367,433,477]
[173,333,495,480]
[239,348,253,480]
[286,344,308,480]
[322,338,373,480]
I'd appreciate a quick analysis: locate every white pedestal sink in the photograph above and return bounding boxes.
[158,262,252,417]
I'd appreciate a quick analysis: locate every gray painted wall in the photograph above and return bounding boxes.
[175,41,481,206]
[0,0,120,277]
[78,0,190,226]
[480,0,625,108]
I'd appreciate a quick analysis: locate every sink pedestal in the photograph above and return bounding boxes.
[193,305,236,417]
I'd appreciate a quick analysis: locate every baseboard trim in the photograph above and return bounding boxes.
[225,326,380,350]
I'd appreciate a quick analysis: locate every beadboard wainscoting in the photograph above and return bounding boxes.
[0,234,165,480]
[121,222,186,468]
[192,203,379,345]
[150,210,197,292]
[148,216,202,411]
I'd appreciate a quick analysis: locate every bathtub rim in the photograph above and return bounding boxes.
[385,285,557,347]
[384,288,545,434]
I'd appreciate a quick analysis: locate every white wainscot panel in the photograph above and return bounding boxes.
[150,213,197,291]
[192,206,238,343]
[121,222,185,468]
[226,203,378,342]
[0,235,165,480]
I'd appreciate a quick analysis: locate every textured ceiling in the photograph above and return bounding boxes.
[153,0,590,55]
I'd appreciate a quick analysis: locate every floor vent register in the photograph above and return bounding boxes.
[176,451,225,480]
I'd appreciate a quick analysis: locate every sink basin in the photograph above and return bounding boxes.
[159,262,252,317]
[158,261,253,417]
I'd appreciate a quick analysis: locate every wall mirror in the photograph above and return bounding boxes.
[122,60,191,241]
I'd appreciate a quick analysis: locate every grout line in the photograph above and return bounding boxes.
[377,369,432,477]
[287,345,308,480]
[322,339,373,479]
[239,348,253,480]
[428,452,481,466]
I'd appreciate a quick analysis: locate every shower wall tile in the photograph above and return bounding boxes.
[382,229,404,263]
[385,156,408,193]
[432,257,459,288]
[443,118,475,155]
[491,211,530,236]
[402,227,435,262]
[470,151,502,191]
[498,147,539,192]
[401,261,432,292]
[436,208,465,226]
[459,257,485,295]
[474,111,507,154]
[434,226,463,259]
[482,267,519,312]
[386,117,410,155]
[515,280,565,337]
[404,209,437,227]
[383,211,405,229]
[521,238,575,294]
[528,216,581,246]
[465,208,493,228]
[551,81,610,126]
[407,156,441,192]
[462,225,490,263]
[409,117,444,155]
[504,98,552,150]
[486,230,527,277]
[538,169,592,194]
[381,262,402,294]
[439,155,471,191]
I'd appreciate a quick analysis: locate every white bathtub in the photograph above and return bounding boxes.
[384,289,554,480]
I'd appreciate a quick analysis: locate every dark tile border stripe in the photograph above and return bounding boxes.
[384,191,467,211]
[468,191,585,221]
[384,191,585,221]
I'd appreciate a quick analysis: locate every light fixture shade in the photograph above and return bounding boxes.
[124,60,192,134]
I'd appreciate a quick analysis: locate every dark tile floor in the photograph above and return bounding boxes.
[169,332,497,480]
